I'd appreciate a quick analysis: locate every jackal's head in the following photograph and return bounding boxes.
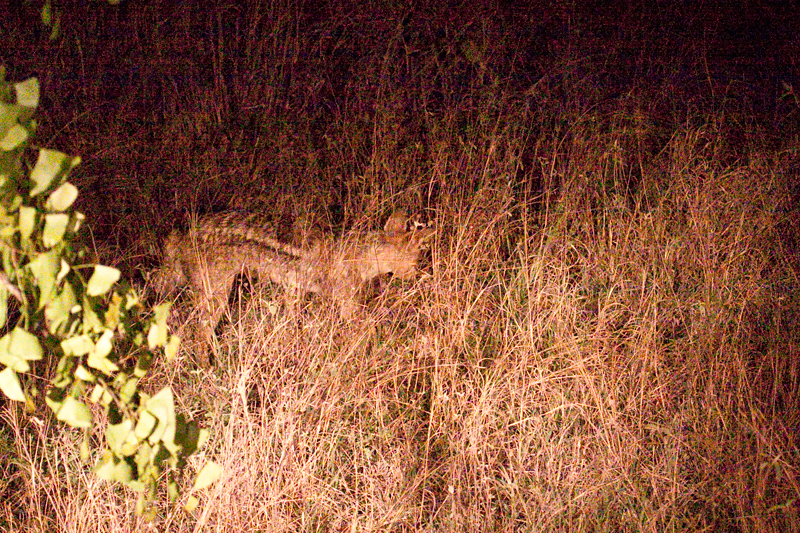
[360,210,435,281]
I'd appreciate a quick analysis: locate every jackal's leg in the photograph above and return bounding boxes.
[334,279,363,318]
[192,272,236,366]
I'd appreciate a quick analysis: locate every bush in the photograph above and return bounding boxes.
[0,67,218,516]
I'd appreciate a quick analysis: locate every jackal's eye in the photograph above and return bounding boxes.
[409,213,435,232]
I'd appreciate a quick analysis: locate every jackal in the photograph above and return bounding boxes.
[152,209,435,365]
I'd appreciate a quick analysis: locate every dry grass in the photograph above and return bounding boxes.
[2,1,799,531]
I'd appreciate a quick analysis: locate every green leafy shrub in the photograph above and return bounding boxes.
[0,67,218,515]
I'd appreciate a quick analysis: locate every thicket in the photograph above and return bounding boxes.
[0,6,218,519]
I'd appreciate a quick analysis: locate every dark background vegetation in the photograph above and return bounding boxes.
[3,0,798,263]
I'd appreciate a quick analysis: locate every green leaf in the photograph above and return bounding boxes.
[0,122,28,152]
[89,382,103,402]
[147,303,171,350]
[47,10,61,41]
[184,495,199,513]
[197,428,210,450]
[45,282,77,335]
[135,410,157,441]
[0,212,16,241]
[82,296,103,332]
[28,249,59,305]
[46,182,78,212]
[134,440,155,474]
[125,288,140,310]
[43,213,69,247]
[87,329,119,375]
[41,0,52,24]
[87,265,120,296]
[57,259,70,283]
[69,210,85,235]
[19,205,37,241]
[141,387,176,447]
[0,286,7,329]
[104,291,123,329]
[147,321,167,350]
[115,459,136,486]
[135,496,146,515]
[56,396,92,428]
[95,451,118,481]
[153,302,171,323]
[192,461,222,491]
[44,393,62,413]
[94,329,113,358]
[0,366,25,402]
[165,335,181,361]
[0,336,28,372]
[61,334,95,357]
[107,419,139,456]
[10,327,43,360]
[0,102,21,135]
[30,149,70,197]
[74,365,95,383]
[167,479,180,502]
[0,103,29,151]
[14,78,39,109]
[120,375,139,403]
[50,357,73,388]
[0,328,44,372]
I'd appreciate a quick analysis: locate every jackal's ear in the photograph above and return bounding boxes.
[383,209,409,235]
